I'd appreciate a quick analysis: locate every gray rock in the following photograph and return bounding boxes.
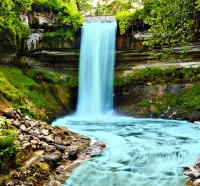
[20,120,25,125]
[45,145,56,152]
[28,129,34,135]
[26,120,36,127]
[15,113,21,120]
[33,129,40,135]
[20,125,27,132]
[55,137,62,144]
[194,178,200,185]
[30,140,38,145]
[24,115,31,120]
[33,137,40,141]
[39,141,48,148]
[42,135,54,143]
[18,134,25,141]
[44,153,61,167]
[169,112,177,119]
[68,147,79,160]
[12,120,20,127]
[34,121,41,126]
[41,129,49,136]
[192,171,200,178]
[22,142,31,148]
[40,121,47,126]
[63,141,71,146]
[56,126,69,135]
[55,144,65,153]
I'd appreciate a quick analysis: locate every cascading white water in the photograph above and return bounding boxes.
[53,19,200,186]
[76,21,117,117]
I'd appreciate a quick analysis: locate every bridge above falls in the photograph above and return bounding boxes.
[84,16,116,22]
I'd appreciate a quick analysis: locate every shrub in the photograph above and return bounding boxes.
[116,11,134,35]
[0,127,18,174]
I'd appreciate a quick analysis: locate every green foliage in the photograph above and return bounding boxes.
[15,0,34,11]
[1,67,40,91]
[1,67,48,108]
[44,29,75,40]
[96,0,135,16]
[32,0,83,32]
[142,0,196,49]
[32,0,65,11]
[116,11,134,35]
[0,0,31,45]
[138,100,151,107]
[108,0,200,52]
[196,0,200,9]
[58,1,83,31]
[24,67,78,87]
[166,82,200,111]
[0,127,18,173]
[0,66,77,121]
[0,0,83,46]
[76,0,93,15]
[0,72,21,104]
[115,67,200,86]
[138,100,167,117]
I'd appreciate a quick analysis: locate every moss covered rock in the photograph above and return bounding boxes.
[114,67,200,121]
[0,66,78,122]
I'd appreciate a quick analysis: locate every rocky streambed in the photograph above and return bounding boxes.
[1,109,200,186]
[184,143,200,186]
[0,110,105,186]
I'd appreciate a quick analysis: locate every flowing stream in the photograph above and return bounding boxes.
[53,21,200,185]
[53,116,200,186]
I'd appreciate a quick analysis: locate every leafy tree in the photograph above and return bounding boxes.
[114,0,200,53]
[75,0,93,15]
[96,0,135,15]
[14,0,33,11]
[0,0,84,46]
[0,0,31,46]
[116,11,135,35]
[141,0,197,50]
[58,1,83,31]
[32,0,83,33]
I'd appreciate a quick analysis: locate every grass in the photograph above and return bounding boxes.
[0,66,77,120]
[166,82,200,111]
[114,67,200,86]
[0,71,21,104]
[24,67,78,87]
[1,67,48,108]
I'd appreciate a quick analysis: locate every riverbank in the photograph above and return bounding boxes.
[1,64,200,123]
[184,124,200,186]
[114,66,200,122]
[0,109,105,186]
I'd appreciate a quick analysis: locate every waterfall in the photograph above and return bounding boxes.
[76,21,117,117]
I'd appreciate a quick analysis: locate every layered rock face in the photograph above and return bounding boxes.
[115,83,193,119]
[114,65,200,122]
[1,10,200,121]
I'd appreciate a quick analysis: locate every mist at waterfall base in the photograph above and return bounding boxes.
[52,22,200,186]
